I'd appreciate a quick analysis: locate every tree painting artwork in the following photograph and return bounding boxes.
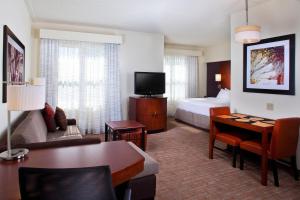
[243,34,295,95]
[250,46,284,85]
[2,25,25,103]
[7,38,25,83]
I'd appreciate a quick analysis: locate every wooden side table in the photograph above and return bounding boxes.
[105,120,146,150]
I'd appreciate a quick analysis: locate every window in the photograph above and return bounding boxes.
[57,45,105,111]
[40,39,121,133]
[164,55,199,115]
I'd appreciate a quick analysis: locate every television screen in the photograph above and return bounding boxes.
[134,72,165,95]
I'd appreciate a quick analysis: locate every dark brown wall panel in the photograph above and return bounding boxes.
[206,60,231,97]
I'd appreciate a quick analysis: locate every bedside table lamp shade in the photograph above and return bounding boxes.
[0,80,45,161]
[215,74,221,82]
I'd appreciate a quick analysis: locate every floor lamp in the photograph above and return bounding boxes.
[0,79,45,160]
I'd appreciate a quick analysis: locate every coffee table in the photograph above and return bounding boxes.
[0,141,144,200]
[105,120,146,150]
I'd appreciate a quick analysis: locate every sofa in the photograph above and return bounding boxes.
[0,110,101,150]
[0,110,159,200]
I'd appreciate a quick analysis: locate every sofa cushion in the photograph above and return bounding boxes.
[47,125,82,141]
[55,106,67,131]
[11,111,48,145]
[128,142,159,179]
[41,103,56,132]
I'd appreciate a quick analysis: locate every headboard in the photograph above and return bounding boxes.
[206,60,231,97]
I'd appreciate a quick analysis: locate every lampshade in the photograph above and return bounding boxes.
[215,74,222,82]
[235,25,261,44]
[234,0,261,44]
[7,85,45,111]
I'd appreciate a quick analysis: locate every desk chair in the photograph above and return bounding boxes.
[210,107,250,167]
[19,166,130,200]
[240,118,300,186]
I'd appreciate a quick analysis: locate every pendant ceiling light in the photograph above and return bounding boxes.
[235,0,261,44]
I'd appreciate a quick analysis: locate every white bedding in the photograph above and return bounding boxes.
[176,97,230,116]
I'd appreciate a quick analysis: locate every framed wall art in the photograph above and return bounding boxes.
[243,34,295,95]
[2,25,25,103]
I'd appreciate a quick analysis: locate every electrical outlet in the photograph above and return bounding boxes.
[266,103,274,111]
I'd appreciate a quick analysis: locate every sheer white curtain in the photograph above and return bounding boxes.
[164,55,199,116]
[40,39,121,134]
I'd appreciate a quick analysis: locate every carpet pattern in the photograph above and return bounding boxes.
[146,119,300,200]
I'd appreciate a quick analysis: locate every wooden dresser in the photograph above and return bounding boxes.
[129,97,167,132]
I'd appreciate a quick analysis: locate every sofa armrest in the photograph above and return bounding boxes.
[0,136,101,151]
[67,118,77,125]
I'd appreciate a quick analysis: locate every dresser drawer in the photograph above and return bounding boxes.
[136,98,166,115]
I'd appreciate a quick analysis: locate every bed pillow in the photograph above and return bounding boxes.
[221,89,231,102]
[216,89,225,99]
[217,89,230,102]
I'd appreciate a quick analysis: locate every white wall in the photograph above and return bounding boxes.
[205,41,231,63]
[0,0,32,137]
[31,22,164,120]
[230,0,300,167]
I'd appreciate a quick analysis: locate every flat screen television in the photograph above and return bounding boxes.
[134,72,165,96]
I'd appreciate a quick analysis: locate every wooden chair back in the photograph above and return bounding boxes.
[209,107,230,117]
[270,118,300,159]
[209,107,230,134]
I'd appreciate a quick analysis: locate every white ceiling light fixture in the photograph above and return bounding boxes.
[235,0,261,44]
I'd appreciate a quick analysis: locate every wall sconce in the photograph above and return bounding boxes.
[215,74,222,89]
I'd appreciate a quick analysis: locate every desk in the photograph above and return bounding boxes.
[211,114,274,186]
[0,141,144,200]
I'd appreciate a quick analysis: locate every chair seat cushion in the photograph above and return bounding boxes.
[240,140,271,156]
[216,132,248,146]
[128,142,159,179]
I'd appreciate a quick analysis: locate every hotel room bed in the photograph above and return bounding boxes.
[174,89,230,130]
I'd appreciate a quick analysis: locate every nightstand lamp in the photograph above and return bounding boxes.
[215,74,222,89]
[0,78,45,160]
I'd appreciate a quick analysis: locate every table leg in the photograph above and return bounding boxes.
[209,120,215,159]
[105,123,108,142]
[261,130,269,186]
[141,128,145,151]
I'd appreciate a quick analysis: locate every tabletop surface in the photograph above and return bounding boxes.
[106,120,146,130]
[0,141,144,200]
[212,113,275,132]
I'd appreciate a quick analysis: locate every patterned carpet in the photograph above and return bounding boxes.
[146,119,300,200]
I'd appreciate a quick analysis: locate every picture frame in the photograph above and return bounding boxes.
[243,34,295,95]
[2,25,25,103]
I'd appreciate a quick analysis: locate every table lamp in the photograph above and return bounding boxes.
[215,74,222,89]
[0,78,45,160]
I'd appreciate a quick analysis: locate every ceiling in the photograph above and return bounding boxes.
[25,0,269,47]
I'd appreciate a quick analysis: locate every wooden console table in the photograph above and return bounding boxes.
[0,141,144,200]
[105,120,146,150]
[211,113,274,186]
